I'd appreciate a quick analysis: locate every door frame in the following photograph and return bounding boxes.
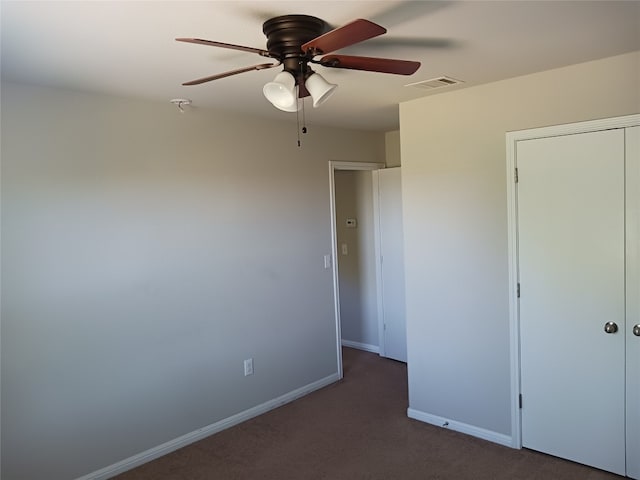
[371,169,386,358]
[328,161,384,378]
[505,113,640,449]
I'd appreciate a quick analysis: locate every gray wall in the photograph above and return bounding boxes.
[0,82,385,479]
[334,170,379,349]
[400,51,640,440]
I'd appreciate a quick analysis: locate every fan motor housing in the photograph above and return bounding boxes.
[263,14,327,72]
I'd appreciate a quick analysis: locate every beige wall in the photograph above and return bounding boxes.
[0,82,385,479]
[384,130,401,167]
[401,51,640,440]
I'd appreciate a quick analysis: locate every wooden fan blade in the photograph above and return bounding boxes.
[182,63,280,85]
[301,19,386,55]
[176,38,272,58]
[320,55,420,75]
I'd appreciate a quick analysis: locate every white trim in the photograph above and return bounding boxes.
[328,163,343,379]
[407,408,513,448]
[328,161,385,378]
[341,339,380,354]
[505,113,640,451]
[506,114,640,141]
[332,161,384,171]
[371,170,386,357]
[76,373,340,480]
[505,124,522,449]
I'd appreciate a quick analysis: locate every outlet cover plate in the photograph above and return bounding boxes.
[244,358,253,376]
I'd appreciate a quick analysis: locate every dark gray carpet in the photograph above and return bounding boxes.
[114,347,622,479]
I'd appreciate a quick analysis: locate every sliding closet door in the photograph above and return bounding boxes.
[518,129,626,475]
[627,125,640,480]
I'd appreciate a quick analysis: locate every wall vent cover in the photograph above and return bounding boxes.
[405,76,464,90]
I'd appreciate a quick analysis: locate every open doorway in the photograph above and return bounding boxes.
[328,161,407,378]
[329,162,384,378]
[334,169,380,354]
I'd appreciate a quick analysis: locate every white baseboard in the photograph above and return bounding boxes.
[341,339,380,354]
[407,408,514,448]
[77,373,341,480]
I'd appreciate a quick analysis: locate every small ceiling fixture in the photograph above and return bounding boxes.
[176,15,421,112]
[263,70,337,111]
[170,98,192,112]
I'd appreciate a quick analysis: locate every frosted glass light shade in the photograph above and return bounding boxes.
[277,97,300,112]
[263,71,297,110]
[306,73,337,108]
[273,85,300,112]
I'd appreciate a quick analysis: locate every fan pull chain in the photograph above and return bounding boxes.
[302,97,307,135]
[296,92,301,147]
[295,63,302,147]
[295,62,308,147]
[300,61,308,138]
[296,98,307,147]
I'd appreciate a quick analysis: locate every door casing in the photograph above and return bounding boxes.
[328,161,384,378]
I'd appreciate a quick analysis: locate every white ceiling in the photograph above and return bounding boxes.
[2,1,639,131]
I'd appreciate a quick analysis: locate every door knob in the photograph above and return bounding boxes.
[634,324,640,337]
[604,321,618,334]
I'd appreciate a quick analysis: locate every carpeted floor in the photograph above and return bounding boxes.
[114,347,623,479]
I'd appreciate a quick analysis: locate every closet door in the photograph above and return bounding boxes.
[517,129,626,475]
[627,125,640,480]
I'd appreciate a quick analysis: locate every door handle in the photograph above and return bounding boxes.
[633,324,640,337]
[604,321,618,334]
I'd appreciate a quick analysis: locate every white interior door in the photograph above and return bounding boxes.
[627,125,640,480]
[377,167,407,362]
[517,129,626,475]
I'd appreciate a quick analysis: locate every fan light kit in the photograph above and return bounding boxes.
[176,15,421,112]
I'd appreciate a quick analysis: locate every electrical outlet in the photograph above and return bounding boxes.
[244,358,253,376]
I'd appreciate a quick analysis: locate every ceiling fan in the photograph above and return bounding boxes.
[176,14,421,112]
